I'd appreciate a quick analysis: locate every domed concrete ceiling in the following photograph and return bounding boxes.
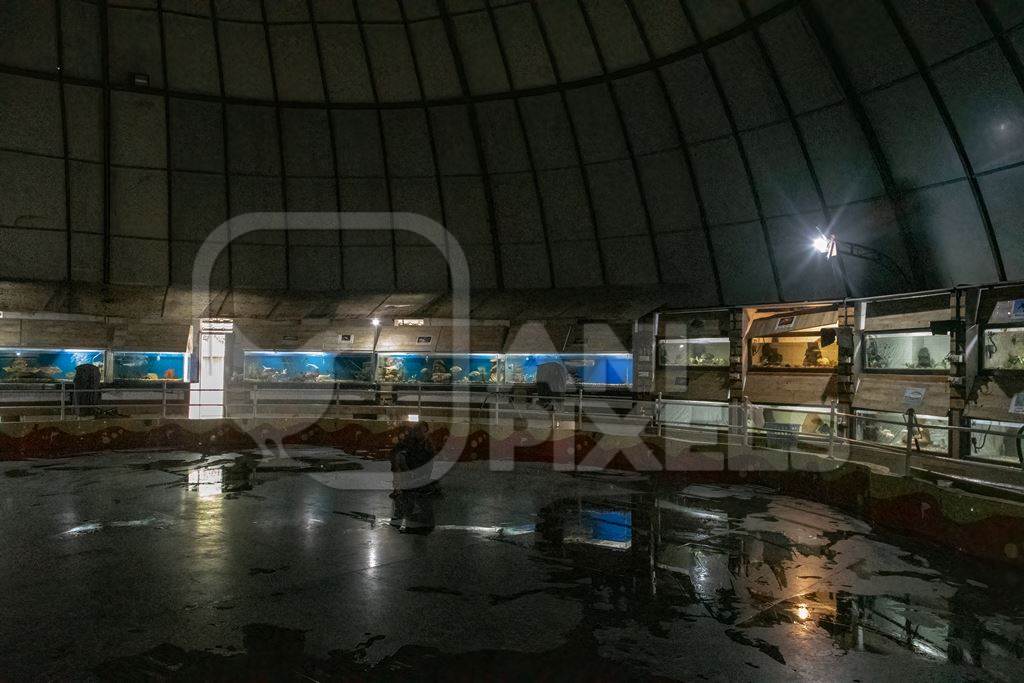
[0,0,1022,307]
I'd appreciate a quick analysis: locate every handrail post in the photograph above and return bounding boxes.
[577,387,583,426]
[161,382,167,419]
[60,382,66,422]
[904,408,916,476]
[252,384,258,419]
[828,400,836,458]
[655,392,663,436]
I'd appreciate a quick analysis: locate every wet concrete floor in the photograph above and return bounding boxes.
[1,446,1022,680]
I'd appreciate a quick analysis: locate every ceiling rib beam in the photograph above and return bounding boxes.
[800,2,927,291]
[528,2,608,287]
[575,0,663,285]
[880,0,1006,282]
[438,0,505,290]
[739,0,849,298]
[304,0,346,292]
[678,0,783,301]
[623,0,724,304]
[351,0,399,291]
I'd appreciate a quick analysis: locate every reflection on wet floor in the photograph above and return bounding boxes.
[533,484,1024,678]
[2,448,1023,680]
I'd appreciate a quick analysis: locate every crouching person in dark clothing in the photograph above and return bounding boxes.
[390,422,436,487]
[389,422,440,533]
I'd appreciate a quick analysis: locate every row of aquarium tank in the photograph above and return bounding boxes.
[0,349,189,384]
[238,351,634,387]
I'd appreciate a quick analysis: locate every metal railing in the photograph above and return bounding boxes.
[2,384,1023,478]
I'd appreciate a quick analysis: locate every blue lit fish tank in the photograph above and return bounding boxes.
[0,348,104,383]
[112,351,189,383]
[503,354,633,387]
[243,351,374,383]
[376,353,503,384]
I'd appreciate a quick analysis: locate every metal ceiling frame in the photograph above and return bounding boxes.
[678,0,783,302]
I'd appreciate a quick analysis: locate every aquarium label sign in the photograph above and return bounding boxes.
[1010,299,1024,321]
[902,387,926,408]
[416,335,432,344]
[775,316,796,331]
[1010,392,1024,415]
[340,334,352,342]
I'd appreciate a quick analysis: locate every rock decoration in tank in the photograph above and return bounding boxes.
[904,347,948,370]
[1,358,63,381]
[865,339,889,369]
[1,350,104,382]
[756,343,784,367]
[688,344,726,366]
[381,356,405,383]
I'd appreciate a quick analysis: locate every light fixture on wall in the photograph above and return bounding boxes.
[371,318,381,327]
[131,72,150,87]
[810,226,913,294]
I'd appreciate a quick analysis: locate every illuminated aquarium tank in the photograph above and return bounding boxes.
[750,334,838,369]
[0,348,104,383]
[503,354,633,387]
[658,337,729,367]
[982,327,1024,370]
[243,351,374,383]
[112,352,188,382]
[857,410,948,454]
[376,354,502,384]
[864,332,949,370]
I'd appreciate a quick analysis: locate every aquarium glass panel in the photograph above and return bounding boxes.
[747,405,832,436]
[243,351,375,383]
[750,334,837,369]
[968,419,1024,464]
[658,337,729,367]
[864,331,949,371]
[856,410,948,453]
[982,327,1024,370]
[376,354,503,384]
[503,354,633,387]
[112,352,188,382]
[659,400,729,427]
[0,348,104,383]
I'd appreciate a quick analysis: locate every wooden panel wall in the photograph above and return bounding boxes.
[748,308,838,338]
[864,294,951,331]
[744,371,835,406]
[853,374,950,416]
[656,367,729,401]
[967,375,1024,421]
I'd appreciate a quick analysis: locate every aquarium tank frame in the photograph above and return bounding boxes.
[657,337,730,368]
[110,351,190,384]
[980,325,1024,372]
[241,350,376,384]
[861,330,950,374]
[0,347,106,384]
[375,352,503,385]
[748,330,838,372]
[502,353,634,388]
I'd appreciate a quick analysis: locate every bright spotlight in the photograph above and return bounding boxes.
[812,235,830,254]
[796,604,810,621]
[371,318,381,327]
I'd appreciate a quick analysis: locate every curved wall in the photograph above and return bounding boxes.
[1,0,1023,306]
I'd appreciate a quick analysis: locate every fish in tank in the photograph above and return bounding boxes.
[112,352,188,382]
[376,354,501,384]
[504,354,633,386]
[0,349,104,382]
[242,352,373,383]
